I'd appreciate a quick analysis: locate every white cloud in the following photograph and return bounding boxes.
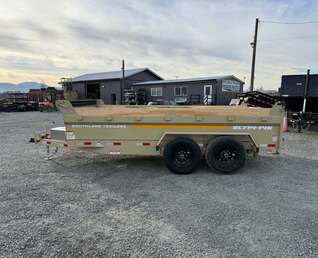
[0,0,317,89]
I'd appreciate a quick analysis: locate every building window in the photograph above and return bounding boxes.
[175,86,188,96]
[151,87,163,96]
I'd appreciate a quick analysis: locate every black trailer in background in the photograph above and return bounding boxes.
[280,71,318,113]
[280,71,318,130]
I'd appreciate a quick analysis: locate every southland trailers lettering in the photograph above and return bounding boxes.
[71,124,127,129]
[233,125,272,130]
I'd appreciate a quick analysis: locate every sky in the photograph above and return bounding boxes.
[0,0,318,90]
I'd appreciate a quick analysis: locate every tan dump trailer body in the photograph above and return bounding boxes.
[48,100,283,174]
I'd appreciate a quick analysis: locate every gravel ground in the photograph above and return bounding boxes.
[1,111,318,258]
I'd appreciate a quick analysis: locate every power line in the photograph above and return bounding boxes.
[261,20,318,24]
[258,20,318,42]
[259,35,318,42]
[249,18,316,90]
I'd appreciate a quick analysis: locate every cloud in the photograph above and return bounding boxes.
[0,0,317,88]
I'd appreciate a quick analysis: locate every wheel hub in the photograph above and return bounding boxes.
[218,148,237,162]
[175,149,191,164]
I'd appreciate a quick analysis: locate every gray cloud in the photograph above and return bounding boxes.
[0,33,35,52]
[16,20,59,40]
[66,18,245,63]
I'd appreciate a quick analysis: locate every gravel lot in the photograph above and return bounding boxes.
[1,111,318,257]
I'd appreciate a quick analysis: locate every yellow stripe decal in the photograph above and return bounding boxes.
[132,124,225,129]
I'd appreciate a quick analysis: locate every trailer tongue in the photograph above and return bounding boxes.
[46,100,283,174]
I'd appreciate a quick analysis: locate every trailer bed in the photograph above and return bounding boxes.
[72,105,272,118]
[45,100,284,174]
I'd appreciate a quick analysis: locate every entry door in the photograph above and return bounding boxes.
[111,93,117,104]
[86,83,100,99]
[203,85,213,105]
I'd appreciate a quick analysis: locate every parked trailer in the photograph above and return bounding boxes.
[46,100,283,174]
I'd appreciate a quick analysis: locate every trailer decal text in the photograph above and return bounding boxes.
[232,125,272,130]
[71,124,127,129]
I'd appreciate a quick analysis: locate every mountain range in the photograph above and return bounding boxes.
[0,82,58,92]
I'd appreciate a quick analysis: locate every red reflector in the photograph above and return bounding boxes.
[142,142,151,146]
[47,141,51,144]
[84,141,92,145]
[267,144,276,148]
[64,143,68,147]
[113,142,121,146]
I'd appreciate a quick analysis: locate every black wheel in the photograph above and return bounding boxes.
[163,137,202,174]
[301,123,310,131]
[205,136,246,173]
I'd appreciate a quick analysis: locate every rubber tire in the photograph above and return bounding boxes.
[163,137,202,174]
[205,136,246,173]
[301,123,310,131]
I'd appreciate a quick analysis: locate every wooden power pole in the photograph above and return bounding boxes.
[120,59,125,104]
[250,18,259,92]
[303,69,310,112]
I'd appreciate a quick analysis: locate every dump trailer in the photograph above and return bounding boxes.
[46,100,283,174]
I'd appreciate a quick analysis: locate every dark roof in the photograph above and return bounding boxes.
[133,75,244,86]
[72,68,162,82]
[282,74,318,77]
